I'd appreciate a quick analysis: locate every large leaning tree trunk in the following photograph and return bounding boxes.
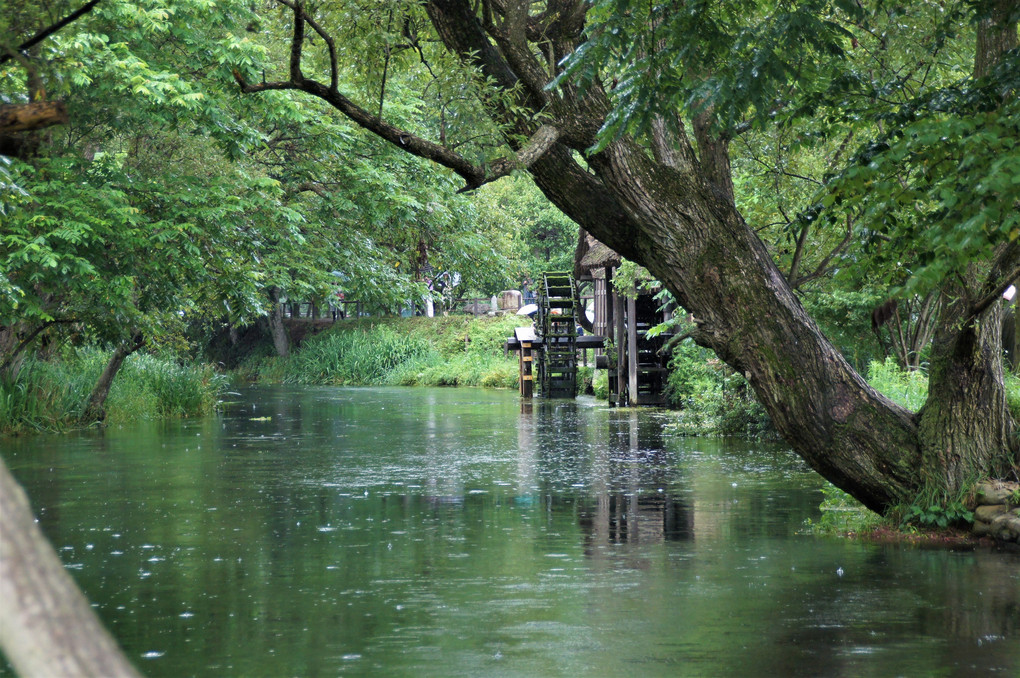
[236,0,1017,513]
[0,457,141,677]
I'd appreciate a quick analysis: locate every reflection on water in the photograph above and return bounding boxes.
[2,386,1019,677]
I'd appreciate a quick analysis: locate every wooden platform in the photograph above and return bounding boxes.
[505,332,605,351]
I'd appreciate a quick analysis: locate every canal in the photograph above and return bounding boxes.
[3,386,1019,676]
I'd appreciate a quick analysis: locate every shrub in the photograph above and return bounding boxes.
[662,341,774,437]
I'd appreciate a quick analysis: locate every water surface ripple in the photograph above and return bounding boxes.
[3,386,1018,676]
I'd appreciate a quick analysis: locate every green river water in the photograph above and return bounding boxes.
[2,386,1019,676]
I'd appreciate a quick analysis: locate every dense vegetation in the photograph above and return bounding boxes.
[1,2,1019,671]
[244,315,522,389]
[0,349,224,435]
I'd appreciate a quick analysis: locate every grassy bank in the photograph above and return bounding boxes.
[1,349,227,435]
[242,315,522,389]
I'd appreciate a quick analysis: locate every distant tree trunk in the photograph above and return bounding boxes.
[0,321,46,381]
[79,333,144,425]
[0,457,141,677]
[267,286,290,357]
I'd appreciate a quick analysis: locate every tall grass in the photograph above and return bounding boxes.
[253,316,522,389]
[0,349,226,434]
[866,357,929,409]
[283,325,436,385]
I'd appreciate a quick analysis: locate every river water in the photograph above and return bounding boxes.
[2,386,1019,676]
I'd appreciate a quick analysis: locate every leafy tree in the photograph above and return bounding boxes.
[473,173,576,283]
[229,0,1019,512]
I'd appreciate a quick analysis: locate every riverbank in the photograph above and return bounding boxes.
[232,315,524,389]
[0,349,226,434]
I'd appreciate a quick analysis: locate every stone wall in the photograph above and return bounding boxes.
[972,480,1020,544]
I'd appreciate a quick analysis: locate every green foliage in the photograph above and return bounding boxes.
[591,369,610,400]
[899,500,974,530]
[807,482,883,536]
[1005,372,1020,422]
[471,175,576,286]
[576,365,595,396]
[801,289,884,372]
[0,350,225,434]
[866,358,929,410]
[253,316,521,389]
[556,0,863,148]
[662,340,774,437]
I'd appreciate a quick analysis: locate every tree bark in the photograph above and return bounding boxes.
[267,286,290,357]
[79,333,144,425]
[0,456,141,677]
[918,291,1015,493]
[0,101,68,134]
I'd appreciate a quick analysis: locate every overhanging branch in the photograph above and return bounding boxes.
[234,70,559,191]
[0,0,102,66]
[968,241,1020,320]
[457,124,561,192]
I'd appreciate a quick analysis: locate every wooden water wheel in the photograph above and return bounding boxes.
[536,272,578,398]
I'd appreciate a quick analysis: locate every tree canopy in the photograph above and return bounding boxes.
[2,0,1017,504]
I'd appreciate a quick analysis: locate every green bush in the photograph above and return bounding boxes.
[662,340,774,437]
[1006,372,1020,421]
[591,369,609,400]
[576,365,595,395]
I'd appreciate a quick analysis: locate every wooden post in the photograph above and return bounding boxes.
[605,267,615,344]
[514,326,536,399]
[627,292,639,406]
[520,340,533,398]
[614,285,626,406]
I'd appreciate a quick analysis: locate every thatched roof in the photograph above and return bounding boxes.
[575,232,621,274]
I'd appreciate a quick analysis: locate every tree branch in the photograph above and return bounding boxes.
[791,216,854,289]
[0,0,103,66]
[457,124,561,192]
[0,101,68,134]
[276,0,338,90]
[968,241,1020,320]
[0,321,54,373]
[288,0,304,82]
